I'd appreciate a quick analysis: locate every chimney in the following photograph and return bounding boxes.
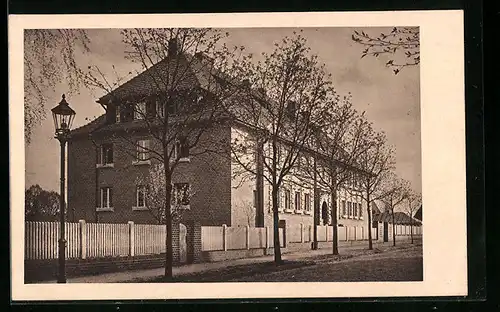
[286,101,296,115]
[194,52,214,68]
[168,38,179,57]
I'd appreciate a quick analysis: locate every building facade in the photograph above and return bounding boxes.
[67,42,371,235]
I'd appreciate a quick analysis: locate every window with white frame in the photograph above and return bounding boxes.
[156,98,165,118]
[98,144,114,165]
[136,139,150,161]
[353,202,358,217]
[173,183,190,207]
[294,191,301,211]
[174,136,190,160]
[304,193,311,212]
[135,185,147,209]
[134,101,146,120]
[359,203,363,217]
[341,200,346,216]
[284,189,291,211]
[347,201,352,217]
[99,187,113,209]
[115,106,121,123]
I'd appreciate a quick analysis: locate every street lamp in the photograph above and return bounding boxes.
[51,94,75,284]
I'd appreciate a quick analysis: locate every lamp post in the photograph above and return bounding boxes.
[51,94,76,284]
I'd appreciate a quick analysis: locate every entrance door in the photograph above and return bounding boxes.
[321,202,328,225]
[179,223,187,264]
[383,222,389,242]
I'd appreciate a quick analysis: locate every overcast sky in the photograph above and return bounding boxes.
[25,27,421,196]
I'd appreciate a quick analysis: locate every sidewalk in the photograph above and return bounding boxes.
[41,240,418,283]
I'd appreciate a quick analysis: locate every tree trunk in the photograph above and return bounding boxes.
[410,215,414,244]
[312,157,318,250]
[272,186,283,264]
[392,207,396,247]
[330,189,339,255]
[164,167,173,279]
[366,191,373,250]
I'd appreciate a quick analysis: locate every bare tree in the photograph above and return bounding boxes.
[354,124,396,250]
[24,30,91,144]
[404,188,422,244]
[78,28,247,279]
[351,27,419,75]
[230,32,334,264]
[379,172,410,246]
[297,95,370,255]
[233,199,255,227]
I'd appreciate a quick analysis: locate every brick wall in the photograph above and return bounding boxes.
[68,123,232,226]
[172,222,180,265]
[186,221,202,263]
[25,254,166,283]
[68,138,99,223]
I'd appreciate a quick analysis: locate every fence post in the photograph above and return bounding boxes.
[78,220,87,259]
[128,221,135,257]
[300,223,304,243]
[325,225,329,242]
[265,226,269,249]
[246,225,250,250]
[309,225,313,242]
[354,226,357,241]
[222,224,227,251]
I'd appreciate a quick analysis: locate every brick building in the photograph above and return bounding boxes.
[67,39,371,236]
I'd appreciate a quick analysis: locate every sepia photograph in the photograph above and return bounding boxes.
[10,11,466,300]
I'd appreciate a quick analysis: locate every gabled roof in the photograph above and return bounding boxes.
[373,211,422,226]
[70,50,229,137]
[69,114,107,137]
[371,201,381,215]
[414,205,422,221]
[97,53,223,105]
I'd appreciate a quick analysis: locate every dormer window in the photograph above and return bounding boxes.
[156,98,165,118]
[115,105,121,123]
[121,104,134,122]
[134,101,146,120]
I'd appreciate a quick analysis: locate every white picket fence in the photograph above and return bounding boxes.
[394,224,422,236]
[201,224,379,252]
[26,221,423,260]
[25,220,166,260]
[201,225,285,252]
[291,225,377,243]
